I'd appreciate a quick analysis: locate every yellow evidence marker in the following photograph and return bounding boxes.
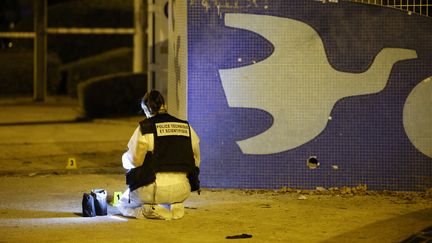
[112,192,123,206]
[66,158,77,169]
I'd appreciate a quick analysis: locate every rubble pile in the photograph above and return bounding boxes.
[277,185,432,202]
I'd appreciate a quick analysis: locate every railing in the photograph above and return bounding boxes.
[0,0,148,102]
[0,28,135,38]
[346,0,431,17]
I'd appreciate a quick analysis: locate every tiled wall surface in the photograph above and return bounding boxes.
[186,0,432,191]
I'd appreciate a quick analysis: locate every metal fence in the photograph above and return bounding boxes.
[0,0,147,101]
[346,0,431,17]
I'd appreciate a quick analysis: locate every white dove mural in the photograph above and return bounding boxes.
[218,13,418,155]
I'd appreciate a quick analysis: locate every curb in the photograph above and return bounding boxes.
[0,167,125,177]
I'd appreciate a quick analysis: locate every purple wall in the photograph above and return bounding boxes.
[187,0,432,191]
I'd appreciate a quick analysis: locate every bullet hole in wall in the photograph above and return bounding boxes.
[307,156,319,169]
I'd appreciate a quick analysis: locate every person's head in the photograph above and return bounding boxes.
[141,90,166,118]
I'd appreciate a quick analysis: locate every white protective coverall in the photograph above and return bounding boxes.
[116,121,200,220]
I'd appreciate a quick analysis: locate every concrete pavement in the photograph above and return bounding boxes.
[0,96,140,176]
[0,96,431,242]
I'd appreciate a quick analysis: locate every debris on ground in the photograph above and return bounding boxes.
[276,185,432,203]
[298,195,307,200]
[226,233,253,239]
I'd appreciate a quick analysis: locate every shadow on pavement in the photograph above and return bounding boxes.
[0,118,90,126]
[0,209,78,219]
[322,208,432,242]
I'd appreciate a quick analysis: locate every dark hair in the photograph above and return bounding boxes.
[143,90,165,114]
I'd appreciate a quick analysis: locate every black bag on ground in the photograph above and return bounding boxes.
[91,189,108,216]
[82,193,96,217]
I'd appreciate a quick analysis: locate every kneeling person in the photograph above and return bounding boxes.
[117,90,200,220]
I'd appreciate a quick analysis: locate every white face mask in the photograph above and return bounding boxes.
[141,100,152,118]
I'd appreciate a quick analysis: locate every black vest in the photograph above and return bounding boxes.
[126,113,199,192]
